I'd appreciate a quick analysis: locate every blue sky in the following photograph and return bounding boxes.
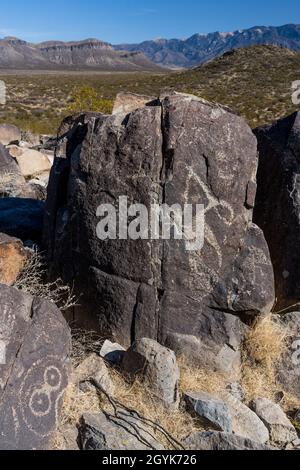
[0,0,299,44]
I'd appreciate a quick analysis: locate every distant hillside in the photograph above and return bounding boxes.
[0,37,163,71]
[165,45,300,126]
[114,24,300,68]
[1,45,299,133]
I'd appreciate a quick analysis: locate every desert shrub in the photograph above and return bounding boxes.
[68,86,113,114]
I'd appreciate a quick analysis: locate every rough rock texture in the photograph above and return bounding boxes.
[56,424,80,450]
[254,112,300,311]
[44,93,275,352]
[0,284,71,450]
[100,340,125,365]
[220,392,269,444]
[0,233,29,285]
[122,338,180,408]
[0,143,26,197]
[13,148,52,178]
[275,312,300,399]
[0,124,21,145]
[80,412,164,450]
[184,431,273,451]
[251,398,297,445]
[71,353,114,396]
[184,391,232,432]
[112,92,156,115]
[0,198,45,242]
[165,313,248,380]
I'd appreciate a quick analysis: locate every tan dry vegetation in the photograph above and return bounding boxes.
[240,314,299,411]
[14,249,78,311]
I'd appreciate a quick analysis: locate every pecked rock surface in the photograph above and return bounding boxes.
[254,112,300,311]
[0,284,71,450]
[44,93,275,350]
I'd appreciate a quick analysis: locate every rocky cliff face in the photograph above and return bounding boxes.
[115,24,300,67]
[0,37,163,71]
[44,93,275,355]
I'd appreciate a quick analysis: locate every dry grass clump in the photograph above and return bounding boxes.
[243,314,288,369]
[70,328,104,368]
[14,249,78,311]
[178,355,229,398]
[240,314,293,407]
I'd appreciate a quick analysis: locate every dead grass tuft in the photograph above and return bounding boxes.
[243,314,288,370]
[240,314,300,410]
[14,249,78,311]
[178,355,229,397]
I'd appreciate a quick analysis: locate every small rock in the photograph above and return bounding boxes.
[251,398,298,445]
[122,338,180,409]
[71,353,115,396]
[184,431,274,450]
[220,392,269,444]
[0,124,21,145]
[80,412,164,450]
[100,340,125,365]
[112,92,156,115]
[13,148,52,178]
[226,382,245,402]
[184,391,232,432]
[0,233,29,285]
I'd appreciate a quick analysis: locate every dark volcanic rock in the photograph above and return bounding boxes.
[0,198,45,242]
[44,93,275,351]
[184,431,274,450]
[80,412,164,450]
[0,284,71,450]
[254,112,300,311]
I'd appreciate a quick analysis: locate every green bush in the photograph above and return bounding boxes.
[68,86,113,114]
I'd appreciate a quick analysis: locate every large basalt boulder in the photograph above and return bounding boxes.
[0,284,71,450]
[44,93,275,351]
[254,112,300,311]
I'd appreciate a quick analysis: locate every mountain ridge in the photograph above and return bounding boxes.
[114,23,300,67]
[0,37,164,71]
